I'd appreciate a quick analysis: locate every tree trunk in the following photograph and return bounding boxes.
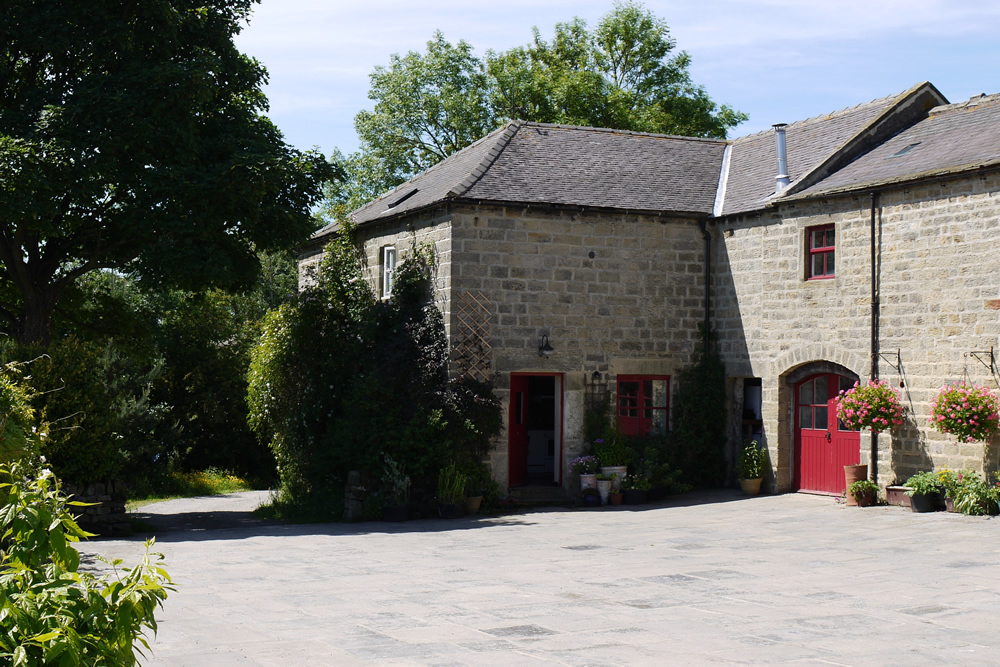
[14,295,56,348]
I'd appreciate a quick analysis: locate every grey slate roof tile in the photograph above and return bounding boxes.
[343,122,726,230]
[313,81,994,244]
[720,94,899,216]
[461,123,726,214]
[350,124,515,225]
[793,93,1000,198]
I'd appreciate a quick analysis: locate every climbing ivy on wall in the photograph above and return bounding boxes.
[248,225,501,519]
[670,334,728,487]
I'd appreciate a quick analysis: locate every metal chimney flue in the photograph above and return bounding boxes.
[773,123,790,195]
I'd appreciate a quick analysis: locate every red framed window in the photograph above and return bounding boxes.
[807,224,835,279]
[617,375,669,437]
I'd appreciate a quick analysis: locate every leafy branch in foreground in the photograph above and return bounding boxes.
[0,459,173,665]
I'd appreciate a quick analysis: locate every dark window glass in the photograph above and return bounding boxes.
[815,407,828,431]
[799,405,813,429]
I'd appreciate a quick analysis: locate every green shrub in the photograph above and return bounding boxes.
[248,229,501,519]
[0,361,40,461]
[951,472,1000,516]
[0,459,172,664]
[669,338,727,487]
[7,336,181,486]
[736,441,767,480]
[904,471,941,496]
[593,432,632,467]
[437,463,467,504]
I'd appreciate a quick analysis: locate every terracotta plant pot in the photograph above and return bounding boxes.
[739,478,763,496]
[465,496,483,515]
[609,492,623,506]
[855,491,876,507]
[844,464,868,507]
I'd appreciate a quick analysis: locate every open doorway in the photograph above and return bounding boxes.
[508,373,563,487]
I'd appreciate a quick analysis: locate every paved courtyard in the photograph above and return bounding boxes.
[78,490,1000,666]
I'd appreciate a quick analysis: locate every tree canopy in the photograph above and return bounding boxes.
[322,1,746,218]
[0,0,333,345]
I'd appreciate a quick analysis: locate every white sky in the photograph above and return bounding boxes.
[234,0,1000,157]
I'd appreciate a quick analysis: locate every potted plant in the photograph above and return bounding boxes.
[837,379,905,434]
[596,473,612,505]
[570,455,600,492]
[930,382,1000,443]
[580,486,601,507]
[608,489,624,506]
[465,477,483,516]
[951,472,1000,516]
[847,479,879,507]
[463,462,497,516]
[904,471,943,513]
[621,473,652,505]
[936,468,964,512]
[736,440,767,495]
[594,436,631,490]
[381,454,411,522]
[437,463,467,519]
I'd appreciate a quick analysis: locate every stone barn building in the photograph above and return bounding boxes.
[300,81,1000,498]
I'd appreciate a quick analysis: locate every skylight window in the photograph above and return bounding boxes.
[888,142,921,158]
[386,188,418,209]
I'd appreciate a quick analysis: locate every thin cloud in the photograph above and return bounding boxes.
[236,0,1000,154]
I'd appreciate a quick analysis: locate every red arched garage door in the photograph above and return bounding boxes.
[794,373,860,494]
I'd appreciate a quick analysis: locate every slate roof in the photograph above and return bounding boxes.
[313,81,996,243]
[792,92,1000,198]
[339,122,727,229]
[719,95,898,215]
[458,124,725,214]
[719,82,948,215]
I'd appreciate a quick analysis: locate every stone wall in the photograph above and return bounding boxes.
[715,171,1000,489]
[64,479,130,537]
[299,209,453,338]
[450,205,708,487]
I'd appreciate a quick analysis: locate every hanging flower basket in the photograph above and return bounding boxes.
[929,382,1000,443]
[836,379,904,433]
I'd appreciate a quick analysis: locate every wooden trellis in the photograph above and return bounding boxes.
[453,291,493,381]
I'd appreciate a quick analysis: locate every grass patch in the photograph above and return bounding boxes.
[127,468,257,510]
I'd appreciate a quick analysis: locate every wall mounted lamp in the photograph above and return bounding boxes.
[592,370,601,382]
[538,335,554,357]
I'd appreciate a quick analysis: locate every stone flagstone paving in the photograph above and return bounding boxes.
[78,490,1000,665]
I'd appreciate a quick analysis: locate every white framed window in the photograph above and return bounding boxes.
[381,246,396,298]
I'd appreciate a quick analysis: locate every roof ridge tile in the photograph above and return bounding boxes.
[930,92,1000,115]
[449,122,521,197]
[517,120,725,144]
[731,91,903,144]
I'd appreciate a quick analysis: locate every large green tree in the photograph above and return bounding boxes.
[0,0,333,345]
[323,1,745,217]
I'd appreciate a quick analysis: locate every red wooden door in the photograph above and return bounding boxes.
[508,375,529,487]
[795,373,860,493]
